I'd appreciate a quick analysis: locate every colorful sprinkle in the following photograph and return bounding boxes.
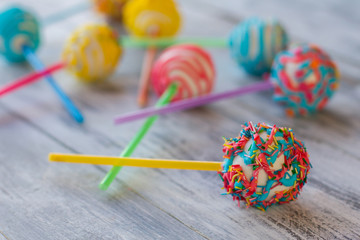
[219,122,311,210]
[271,44,339,116]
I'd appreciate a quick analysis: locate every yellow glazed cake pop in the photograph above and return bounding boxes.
[123,0,181,37]
[62,24,122,83]
[92,0,128,19]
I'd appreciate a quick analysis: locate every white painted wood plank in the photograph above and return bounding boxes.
[0,108,207,240]
[0,0,359,239]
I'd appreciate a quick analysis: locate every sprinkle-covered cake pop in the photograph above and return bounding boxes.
[271,44,339,117]
[220,122,311,210]
[0,7,40,63]
[92,0,128,19]
[62,24,122,83]
[151,44,215,101]
[123,0,181,37]
[228,17,288,76]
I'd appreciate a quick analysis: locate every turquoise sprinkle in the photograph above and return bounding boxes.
[271,44,339,116]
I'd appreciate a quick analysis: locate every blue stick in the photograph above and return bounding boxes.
[22,45,84,123]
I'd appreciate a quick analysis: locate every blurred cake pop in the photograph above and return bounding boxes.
[0,7,40,62]
[228,17,288,76]
[271,44,339,116]
[151,44,215,101]
[123,0,181,37]
[62,24,123,83]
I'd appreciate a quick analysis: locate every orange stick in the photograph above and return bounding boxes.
[137,30,158,107]
[137,46,157,107]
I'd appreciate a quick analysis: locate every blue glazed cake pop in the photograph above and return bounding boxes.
[228,17,288,76]
[271,44,339,117]
[0,7,40,63]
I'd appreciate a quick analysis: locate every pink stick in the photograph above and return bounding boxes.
[114,80,273,124]
[0,62,66,97]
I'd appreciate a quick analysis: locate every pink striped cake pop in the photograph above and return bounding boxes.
[151,44,215,102]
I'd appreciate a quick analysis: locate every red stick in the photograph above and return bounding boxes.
[0,62,66,97]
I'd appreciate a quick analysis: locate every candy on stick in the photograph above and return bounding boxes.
[49,122,312,210]
[100,44,215,190]
[123,0,181,106]
[113,44,339,124]
[62,24,122,83]
[271,45,339,116]
[151,44,215,101]
[0,7,83,123]
[228,17,288,76]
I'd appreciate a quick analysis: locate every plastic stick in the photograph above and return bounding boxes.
[99,83,178,190]
[137,46,157,107]
[49,153,221,171]
[114,80,273,124]
[121,36,227,48]
[22,45,84,123]
[0,62,65,97]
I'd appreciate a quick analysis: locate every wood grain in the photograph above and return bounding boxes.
[0,0,359,239]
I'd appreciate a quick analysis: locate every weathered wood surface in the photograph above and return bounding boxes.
[0,0,359,239]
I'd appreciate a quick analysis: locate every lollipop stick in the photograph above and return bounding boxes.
[137,45,157,107]
[114,80,273,124]
[0,62,65,97]
[22,45,84,123]
[49,153,221,171]
[99,83,178,190]
[121,36,228,48]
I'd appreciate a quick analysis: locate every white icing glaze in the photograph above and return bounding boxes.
[231,131,291,202]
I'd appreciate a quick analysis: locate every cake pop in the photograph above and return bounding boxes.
[62,24,122,83]
[49,122,311,210]
[271,44,339,117]
[151,44,215,102]
[220,122,311,210]
[123,0,181,38]
[228,17,288,76]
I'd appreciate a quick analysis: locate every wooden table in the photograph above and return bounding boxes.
[0,0,359,239]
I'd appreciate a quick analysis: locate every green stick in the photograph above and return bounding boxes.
[99,84,178,190]
[121,36,228,48]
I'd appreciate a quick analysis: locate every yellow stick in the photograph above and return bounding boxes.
[49,153,222,171]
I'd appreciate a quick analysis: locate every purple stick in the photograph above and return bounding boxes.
[114,80,273,124]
